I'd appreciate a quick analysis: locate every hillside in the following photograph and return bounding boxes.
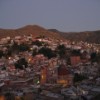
[0,25,100,44]
[48,29,100,44]
[0,25,63,39]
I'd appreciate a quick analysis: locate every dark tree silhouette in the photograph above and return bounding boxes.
[32,48,38,57]
[71,49,81,56]
[0,50,4,58]
[90,52,97,62]
[11,41,19,52]
[32,40,43,47]
[96,52,100,63]
[73,73,88,83]
[15,58,28,69]
[38,47,56,59]
[56,44,66,58]
[5,92,15,100]
[18,43,29,52]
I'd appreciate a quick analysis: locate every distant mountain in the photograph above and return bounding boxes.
[0,25,100,44]
[48,29,100,44]
[48,29,60,33]
[0,25,63,39]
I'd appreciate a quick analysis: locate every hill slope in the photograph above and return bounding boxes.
[48,29,100,44]
[0,25,62,39]
[0,25,100,44]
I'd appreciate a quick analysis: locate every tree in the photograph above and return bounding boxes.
[15,58,28,69]
[5,92,14,100]
[4,49,12,58]
[18,43,29,52]
[35,35,45,39]
[20,96,24,100]
[0,50,4,58]
[71,49,81,56]
[96,52,100,63]
[73,73,88,83]
[32,48,38,57]
[56,44,66,58]
[92,94,100,100]
[32,40,43,47]
[11,41,19,52]
[90,52,97,62]
[38,47,56,59]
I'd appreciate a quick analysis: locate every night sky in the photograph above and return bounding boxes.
[0,0,100,32]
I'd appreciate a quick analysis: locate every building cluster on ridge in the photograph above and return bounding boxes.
[0,34,100,100]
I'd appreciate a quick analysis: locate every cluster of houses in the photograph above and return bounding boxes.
[0,34,100,100]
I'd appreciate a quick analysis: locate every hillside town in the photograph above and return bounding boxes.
[0,34,100,100]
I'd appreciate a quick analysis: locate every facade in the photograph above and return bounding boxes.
[40,66,47,84]
[57,64,73,86]
[70,56,81,66]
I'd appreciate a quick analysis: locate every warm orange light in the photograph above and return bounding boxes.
[0,96,5,100]
[28,58,31,62]
[30,48,33,50]
[41,75,44,79]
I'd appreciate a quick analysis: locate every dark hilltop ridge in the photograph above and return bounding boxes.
[0,25,100,44]
[48,29,100,44]
[0,25,63,40]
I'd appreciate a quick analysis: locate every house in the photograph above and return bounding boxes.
[57,64,73,86]
[70,56,81,66]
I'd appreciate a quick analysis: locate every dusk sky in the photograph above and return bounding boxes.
[0,0,100,32]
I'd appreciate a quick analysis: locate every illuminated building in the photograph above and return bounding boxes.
[40,66,47,84]
[57,64,73,86]
[70,56,81,66]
